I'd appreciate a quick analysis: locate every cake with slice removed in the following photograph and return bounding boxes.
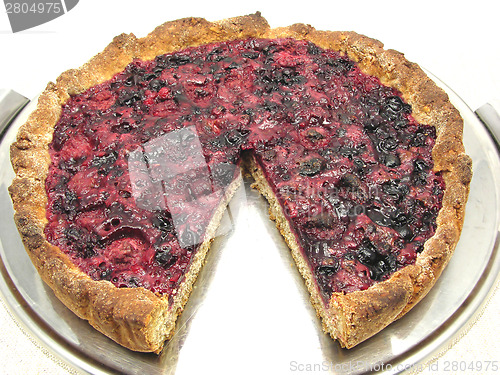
[9,13,472,352]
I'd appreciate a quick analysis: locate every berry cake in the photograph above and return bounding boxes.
[9,13,472,352]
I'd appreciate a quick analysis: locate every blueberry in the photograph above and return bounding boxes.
[208,136,226,151]
[51,197,65,214]
[243,108,254,116]
[64,190,79,210]
[368,268,382,281]
[358,246,377,266]
[65,226,82,243]
[382,153,401,168]
[166,54,191,67]
[412,161,429,186]
[421,211,436,229]
[307,43,321,55]
[275,165,291,181]
[366,207,391,226]
[364,118,382,133]
[411,130,428,147]
[390,212,409,227]
[144,73,159,82]
[386,254,397,271]
[91,151,118,175]
[117,91,143,107]
[431,184,443,196]
[256,67,304,92]
[382,180,409,200]
[66,226,99,258]
[316,263,339,276]
[206,46,226,61]
[353,158,369,174]
[379,137,398,153]
[382,181,399,196]
[319,148,334,158]
[339,147,359,159]
[374,125,391,139]
[261,44,278,56]
[82,246,96,259]
[57,190,80,221]
[149,79,165,91]
[124,74,141,87]
[386,96,403,110]
[414,175,428,186]
[336,128,347,137]
[51,130,69,152]
[242,51,260,59]
[397,226,414,241]
[370,260,388,281]
[381,96,411,120]
[155,247,176,268]
[344,252,356,260]
[239,128,251,137]
[224,129,249,147]
[298,158,324,177]
[415,243,425,253]
[119,190,131,199]
[153,65,165,75]
[331,199,353,221]
[326,58,354,74]
[127,277,140,288]
[394,119,408,129]
[414,159,429,171]
[58,157,84,174]
[224,62,239,71]
[152,212,173,232]
[100,268,113,280]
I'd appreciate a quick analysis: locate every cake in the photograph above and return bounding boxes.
[9,13,472,352]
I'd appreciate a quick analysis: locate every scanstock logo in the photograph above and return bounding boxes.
[4,0,79,32]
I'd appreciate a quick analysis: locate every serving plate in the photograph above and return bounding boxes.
[0,72,499,374]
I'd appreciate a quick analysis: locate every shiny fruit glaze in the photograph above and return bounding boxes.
[45,38,444,302]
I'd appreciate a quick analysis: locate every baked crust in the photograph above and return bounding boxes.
[9,13,471,351]
[9,13,270,353]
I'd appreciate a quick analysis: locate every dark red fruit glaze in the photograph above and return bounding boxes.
[45,38,444,303]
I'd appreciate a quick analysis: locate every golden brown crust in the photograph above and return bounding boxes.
[9,13,270,353]
[330,272,414,348]
[9,13,471,351]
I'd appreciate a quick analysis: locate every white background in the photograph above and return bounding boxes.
[0,0,499,374]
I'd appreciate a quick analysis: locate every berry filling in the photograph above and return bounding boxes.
[45,38,444,303]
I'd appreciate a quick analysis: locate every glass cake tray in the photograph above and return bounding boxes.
[0,72,499,375]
